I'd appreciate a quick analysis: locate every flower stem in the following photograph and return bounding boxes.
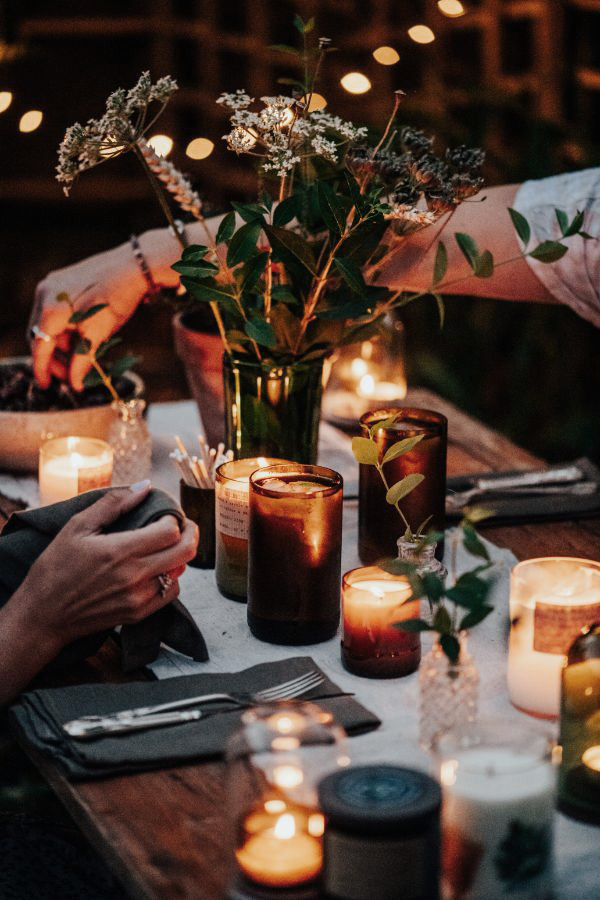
[90,357,120,403]
[376,462,412,535]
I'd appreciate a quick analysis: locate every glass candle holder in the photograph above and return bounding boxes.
[558,623,600,823]
[225,702,348,899]
[215,457,287,601]
[180,480,215,569]
[38,436,113,506]
[507,557,600,719]
[358,407,447,565]
[247,464,343,645]
[435,722,556,900]
[341,566,421,678]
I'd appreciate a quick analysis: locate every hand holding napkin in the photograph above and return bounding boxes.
[0,487,208,673]
[9,657,381,779]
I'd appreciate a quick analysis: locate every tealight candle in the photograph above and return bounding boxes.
[435,724,556,900]
[235,810,322,888]
[214,457,286,601]
[508,558,600,718]
[341,566,421,677]
[39,436,113,506]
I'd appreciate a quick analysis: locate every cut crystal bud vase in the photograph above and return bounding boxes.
[419,633,479,749]
[108,398,152,485]
[396,536,448,578]
[223,354,325,463]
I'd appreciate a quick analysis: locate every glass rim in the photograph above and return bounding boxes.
[215,457,289,485]
[512,556,600,576]
[433,721,555,773]
[359,406,448,430]
[249,463,343,498]
[342,565,412,589]
[39,435,113,460]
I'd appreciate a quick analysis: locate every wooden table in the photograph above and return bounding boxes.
[8,390,600,899]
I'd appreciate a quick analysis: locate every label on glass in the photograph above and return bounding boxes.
[216,483,249,539]
[77,464,113,494]
[533,601,600,654]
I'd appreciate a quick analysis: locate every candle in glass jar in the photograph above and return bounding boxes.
[39,436,113,506]
[358,407,447,565]
[236,809,323,888]
[508,557,600,719]
[248,464,343,644]
[436,725,556,900]
[215,457,286,601]
[341,566,421,677]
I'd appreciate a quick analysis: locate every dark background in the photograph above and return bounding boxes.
[0,0,598,462]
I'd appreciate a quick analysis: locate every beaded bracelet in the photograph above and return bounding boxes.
[130,233,161,302]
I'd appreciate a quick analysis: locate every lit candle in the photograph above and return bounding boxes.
[582,746,600,785]
[508,557,600,718]
[236,811,323,888]
[437,726,556,900]
[214,457,285,601]
[39,436,113,506]
[341,566,421,677]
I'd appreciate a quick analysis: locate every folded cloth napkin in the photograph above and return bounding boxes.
[0,487,208,672]
[446,457,600,525]
[9,657,380,780]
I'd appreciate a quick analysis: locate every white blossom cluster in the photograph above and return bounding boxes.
[386,204,438,227]
[218,90,367,177]
[56,72,178,193]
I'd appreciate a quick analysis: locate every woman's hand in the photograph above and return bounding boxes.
[0,483,199,703]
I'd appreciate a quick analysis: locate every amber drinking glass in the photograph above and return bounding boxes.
[358,407,447,564]
[248,464,343,645]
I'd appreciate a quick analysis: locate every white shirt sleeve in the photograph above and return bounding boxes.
[514,167,600,328]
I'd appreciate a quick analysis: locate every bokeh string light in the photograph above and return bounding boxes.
[373,46,400,65]
[19,110,43,132]
[0,91,13,113]
[408,25,436,44]
[340,72,372,94]
[147,133,173,157]
[186,137,214,160]
[438,0,466,17]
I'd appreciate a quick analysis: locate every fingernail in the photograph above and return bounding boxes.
[130,479,151,493]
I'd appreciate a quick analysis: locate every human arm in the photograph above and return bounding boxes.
[0,483,198,705]
[31,216,225,391]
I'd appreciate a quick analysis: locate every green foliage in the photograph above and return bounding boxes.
[386,473,425,505]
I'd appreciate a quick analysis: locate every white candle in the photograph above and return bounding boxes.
[508,557,600,718]
[438,736,556,899]
[39,436,113,506]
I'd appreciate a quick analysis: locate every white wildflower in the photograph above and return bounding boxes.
[309,111,367,141]
[216,90,253,109]
[260,95,296,108]
[387,204,437,226]
[311,134,338,162]
[224,127,258,153]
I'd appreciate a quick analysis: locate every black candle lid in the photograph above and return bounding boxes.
[318,765,441,836]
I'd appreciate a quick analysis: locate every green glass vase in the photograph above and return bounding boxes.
[223,354,325,463]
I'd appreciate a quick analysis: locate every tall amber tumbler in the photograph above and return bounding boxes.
[248,464,343,645]
[358,407,447,564]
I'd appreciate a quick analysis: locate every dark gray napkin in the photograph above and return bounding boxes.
[0,487,208,671]
[9,657,380,780]
[446,457,600,524]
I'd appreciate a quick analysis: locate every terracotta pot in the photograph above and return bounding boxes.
[0,357,144,472]
[172,310,225,448]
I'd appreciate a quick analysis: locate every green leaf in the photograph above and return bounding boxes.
[555,208,569,236]
[351,436,379,465]
[181,244,209,261]
[462,522,491,562]
[68,303,108,324]
[382,434,424,465]
[181,278,236,306]
[269,43,301,56]
[462,505,495,524]
[416,514,434,536]
[446,572,491,608]
[474,250,494,278]
[343,170,370,217]
[433,241,447,285]
[171,263,219,279]
[421,572,445,603]
[95,335,122,359]
[82,370,104,388]
[73,338,91,355]
[440,634,461,664]
[263,224,317,275]
[108,354,139,378]
[433,292,445,328]
[273,196,297,227]
[386,473,425,506]
[216,212,236,244]
[459,605,494,630]
[316,297,374,320]
[293,14,314,32]
[433,606,452,635]
[231,202,267,224]
[227,221,262,267]
[318,182,350,235]
[239,251,269,292]
[508,208,531,247]
[334,256,366,294]
[244,318,276,349]
[455,233,479,269]
[393,619,433,633]
[271,285,299,305]
[529,240,568,263]
[370,415,398,438]
[564,209,585,237]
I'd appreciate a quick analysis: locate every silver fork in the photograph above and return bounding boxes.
[63,671,325,739]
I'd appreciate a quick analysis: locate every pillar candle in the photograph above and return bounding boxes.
[39,436,113,506]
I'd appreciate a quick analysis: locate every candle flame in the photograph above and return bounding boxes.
[274,813,296,840]
[273,765,304,789]
[264,799,286,814]
[308,814,325,837]
[350,358,369,378]
[440,759,458,786]
[358,373,376,397]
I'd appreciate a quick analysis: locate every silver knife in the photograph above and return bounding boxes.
[64,709,205,739]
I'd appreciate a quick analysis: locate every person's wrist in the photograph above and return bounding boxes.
[138,227,181,289]
[6,577,65,662]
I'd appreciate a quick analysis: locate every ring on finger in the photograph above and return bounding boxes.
[30,324,52,343]
[157,573,174,597]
